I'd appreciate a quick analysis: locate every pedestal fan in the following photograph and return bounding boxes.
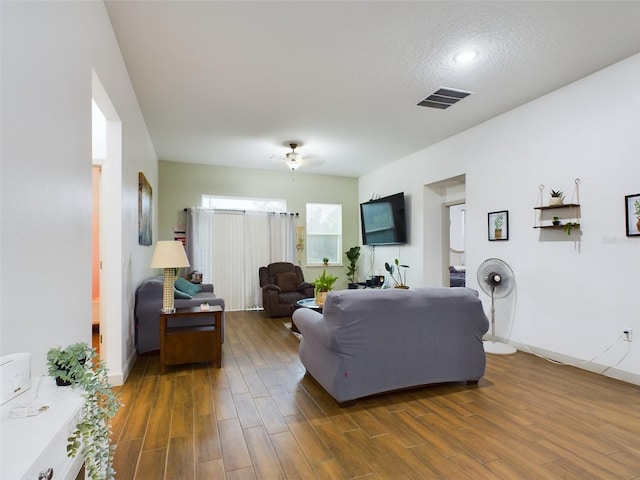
[477,258,517,355]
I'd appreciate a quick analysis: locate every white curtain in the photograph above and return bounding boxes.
[187,208,296,311]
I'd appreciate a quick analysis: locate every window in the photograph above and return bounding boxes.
[306,203,342,264]
[202,195,286,212]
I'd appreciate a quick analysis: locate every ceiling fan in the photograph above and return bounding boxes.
[269,141,322,172]
[284,143,303,171]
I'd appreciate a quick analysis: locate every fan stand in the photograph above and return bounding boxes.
[483,287,517,355]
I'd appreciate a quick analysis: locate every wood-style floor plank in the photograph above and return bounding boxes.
[111,310,640,479]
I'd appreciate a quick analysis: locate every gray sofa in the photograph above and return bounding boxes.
[292,287,489,405]
[134,275,225,354]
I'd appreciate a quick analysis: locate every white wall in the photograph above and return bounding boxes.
[360,54,640,383]
[0,1,157,381]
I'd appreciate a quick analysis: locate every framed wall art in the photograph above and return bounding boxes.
[488,210,509,241]
[625,193,640,237]
[138,172,152,246]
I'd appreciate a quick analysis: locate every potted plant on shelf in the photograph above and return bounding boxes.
[552,216,561,226]
[312,269,338,305]
[385,258,409,289]
[345,246,361,289]
[322,257,329,266]
[47,342,121,480]
[494,214,504,239]
[549,189,564,206]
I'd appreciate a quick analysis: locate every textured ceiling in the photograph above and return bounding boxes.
[104,1,640,177]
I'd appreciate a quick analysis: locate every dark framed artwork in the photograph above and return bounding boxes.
[625,193,640,237]
[138,172,152,246]
[488,210,509,241]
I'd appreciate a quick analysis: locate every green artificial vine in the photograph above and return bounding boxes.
[563,222,579,235]
[47,343,121,480]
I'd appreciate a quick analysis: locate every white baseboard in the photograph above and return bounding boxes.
[107,349,137,387]
[492,338,640,386]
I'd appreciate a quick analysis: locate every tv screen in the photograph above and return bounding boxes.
[360,192,408,245]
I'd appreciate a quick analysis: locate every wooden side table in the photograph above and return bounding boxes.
[160,305,223,374]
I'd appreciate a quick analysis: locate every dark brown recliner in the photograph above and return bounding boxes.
[259,262,315,317]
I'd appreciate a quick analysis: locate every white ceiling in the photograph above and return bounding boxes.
[104,1,640,178]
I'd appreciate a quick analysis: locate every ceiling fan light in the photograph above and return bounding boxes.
[286,158,301,170]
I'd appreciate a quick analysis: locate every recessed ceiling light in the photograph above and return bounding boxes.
[453,49,479,64]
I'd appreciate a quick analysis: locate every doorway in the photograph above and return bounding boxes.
[424,174,466,286]
[92,165,101,352]
[448,203,466,287]
[92,71,124,384]
[92,99,106,354]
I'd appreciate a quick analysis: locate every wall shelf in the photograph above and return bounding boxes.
[534,203,580,211]
[533,224,580,229]
[533,203,581,230]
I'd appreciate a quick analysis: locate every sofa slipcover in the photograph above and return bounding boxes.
[292,287,489,405]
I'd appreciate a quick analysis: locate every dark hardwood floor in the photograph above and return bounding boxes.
[111,310,640,479]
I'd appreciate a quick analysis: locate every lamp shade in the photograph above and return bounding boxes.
[150,241,190,268]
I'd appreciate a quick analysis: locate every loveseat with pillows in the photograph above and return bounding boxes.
[134,275,225,354]
[292,287,489,405]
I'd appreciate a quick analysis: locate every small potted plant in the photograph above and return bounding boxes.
[549,189,564,206]
[552,216,561,226]
[312,269,338,305]
[47,342,121,480]
[385,258,409,289]
[322,257,329,266]
[345,246,361,289]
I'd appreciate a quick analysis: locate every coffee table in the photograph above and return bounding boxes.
[291,298,322,333]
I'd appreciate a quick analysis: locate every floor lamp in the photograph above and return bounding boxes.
[150,241,191,313]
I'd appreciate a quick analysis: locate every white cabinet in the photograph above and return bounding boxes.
[1,377,84,479]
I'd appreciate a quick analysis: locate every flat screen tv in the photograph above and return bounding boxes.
[360,192,408,245]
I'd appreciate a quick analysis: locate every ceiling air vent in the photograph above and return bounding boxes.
[417,87,473,110]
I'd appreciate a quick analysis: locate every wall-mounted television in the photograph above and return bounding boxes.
[360,192,408,246]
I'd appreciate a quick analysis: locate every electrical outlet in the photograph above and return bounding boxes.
[623,329,632,342]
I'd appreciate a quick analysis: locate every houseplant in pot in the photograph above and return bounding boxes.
[549,189,564,206]
[385,258,409,289]
[312,269,338,305]
[345,246,361,289]
[47,342,121,480]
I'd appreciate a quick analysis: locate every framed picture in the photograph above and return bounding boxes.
[488,210,509,241]
[138,172,152,246]
[625,193,640,237]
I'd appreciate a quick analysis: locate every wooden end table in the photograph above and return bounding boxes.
[160,305,223,374]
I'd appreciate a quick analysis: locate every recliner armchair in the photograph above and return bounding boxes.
[259,262,315,317]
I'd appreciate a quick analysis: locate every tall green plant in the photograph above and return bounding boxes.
[345,246,361,284]
[47,343,121,480]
